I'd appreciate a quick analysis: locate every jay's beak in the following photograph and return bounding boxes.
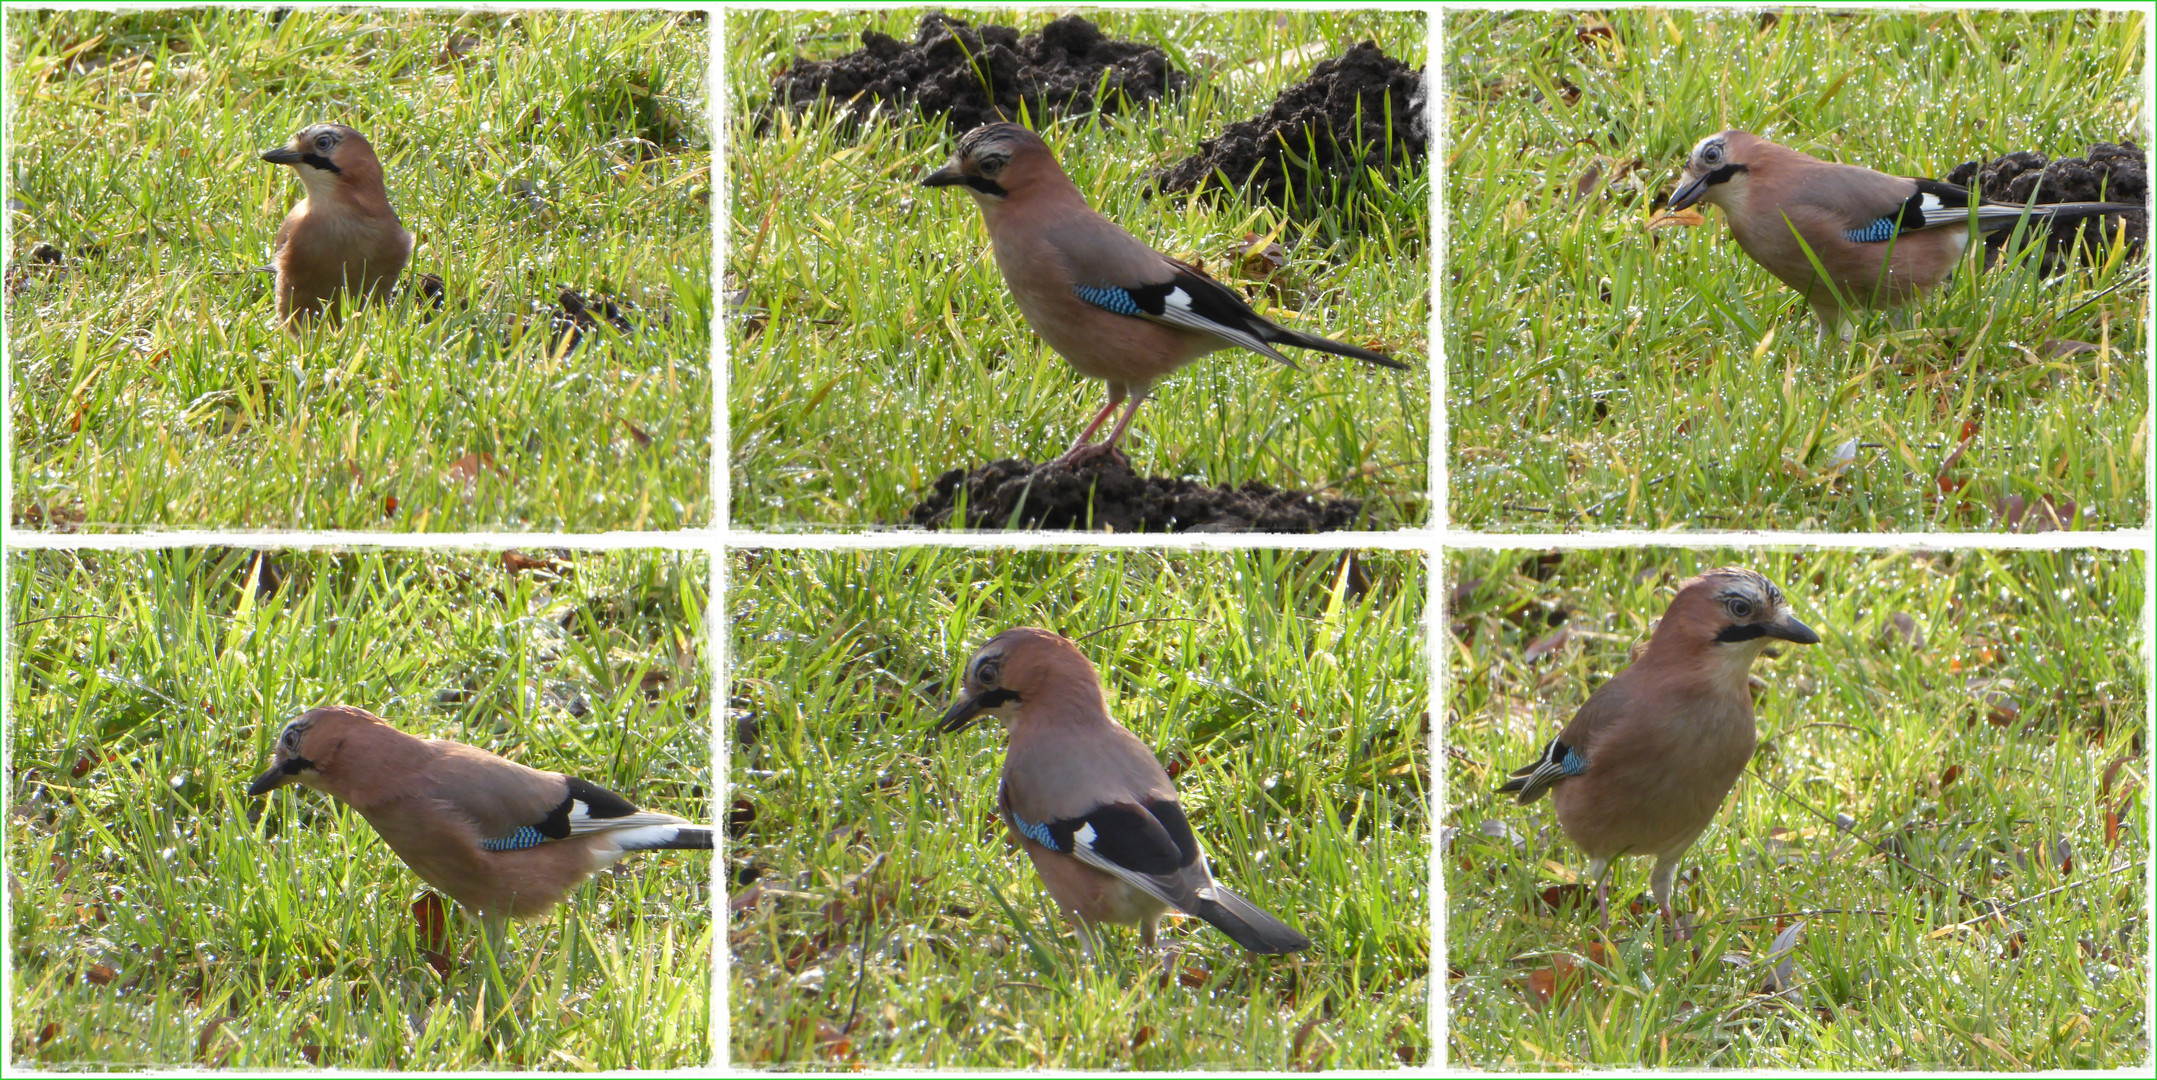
[936,691,986,734]
[247,762,300,797]
[259,145,304,166]
[1666,169,1710,213]
[920,163,964,188]
[1765,613,1820,645]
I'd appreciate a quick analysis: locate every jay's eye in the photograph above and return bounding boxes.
[975,657,1002,685]
[313,134,336,153]
[1701,144,1722,166]
[1725,598,1755,619]
[977,153,1007,176]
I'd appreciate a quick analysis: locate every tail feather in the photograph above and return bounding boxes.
[612,822,714,852]
[1269,325,1410,370]
[1987,200,2147,235]
[1191,884,1313,955]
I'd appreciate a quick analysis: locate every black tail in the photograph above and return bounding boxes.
[2006,200,2146,234]
[1192,885,1313,955]
[1270,326,1410,371]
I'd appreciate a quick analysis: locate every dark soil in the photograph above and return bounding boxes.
[908,458,1374,533]
[1151,41,1426,218]
[1945,141,2147,268]
[762,12,1186,134]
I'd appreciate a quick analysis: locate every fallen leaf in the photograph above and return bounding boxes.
[1935,432,1978,492]
[728,882,765,913]
[411,893,453,976]
[1521,954,1585,1008]
[195,1016,232,1066]
[1523,624,1570,662]
[1648,206,1705,229]
[444,452,506,489]
[1757,920,1805,994]
[1997,492,2079,533]
[1574,162,1603,200]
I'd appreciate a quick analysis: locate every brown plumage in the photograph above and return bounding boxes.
[248,706,710,933]
[260,124,412,328]
[1498,567,1819,936]
[937,628,1312,955]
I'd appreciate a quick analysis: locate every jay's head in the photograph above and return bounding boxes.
[1667,130,1761,213]
[1649,566,1819,681]
[260,124,385,201]
[247,705,385,797]
[936,626,1103,734]
[921,122,1060,205]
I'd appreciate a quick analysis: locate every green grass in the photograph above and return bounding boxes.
[7,548,711,1068]
[6,8,712,531]
[726,548,1427,1067]
[1446,9,2148,530]
[1446,547,2147,1068]
[728,8,1429,528]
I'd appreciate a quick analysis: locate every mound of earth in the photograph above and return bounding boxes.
[907,457,1372,533]
[763,11,1186,133]
[1945,141,2147,268]
[1151,41,1426,219]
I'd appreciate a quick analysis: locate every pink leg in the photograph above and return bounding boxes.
[1063,395,1124,456]
[1094,387,1152,453]
[1055,386,1147,468]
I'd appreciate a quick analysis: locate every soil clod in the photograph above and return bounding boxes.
[908,457,1372,533]
[764,12,1187,134]
[1151,41,1426,222]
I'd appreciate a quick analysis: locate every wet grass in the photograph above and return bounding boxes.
[6,548,712,1068]
[726,548,1428,1067]
[1446,9,2147,531]
[728,8,1430,529]
[1446,547,2146,1068]
[6,8,712,531]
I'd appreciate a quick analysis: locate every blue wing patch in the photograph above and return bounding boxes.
[1557,744,1588,775]
[1006,806,1061,851]
[1844,217,1900,244]
[1073,283,1143,316]
[481,825,547,852]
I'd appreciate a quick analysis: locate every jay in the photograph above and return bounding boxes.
[248,706,710,934]
[260,123,413,328]
[936,627,1312,956]
[1668,130,2142,338]
[922,122,1408,465]
[1498,567,1819,936]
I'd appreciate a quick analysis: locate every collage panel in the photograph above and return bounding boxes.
[6,548,712,1068]
[1446,8,2148,531]
[725,547,1428,1067]
[728,7,1429,532]
[1444,547,2146,1068]
[5,7,712,532]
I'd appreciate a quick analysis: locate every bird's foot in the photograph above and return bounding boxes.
[1050,441,1130,472]
[1660,904,1695,943]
